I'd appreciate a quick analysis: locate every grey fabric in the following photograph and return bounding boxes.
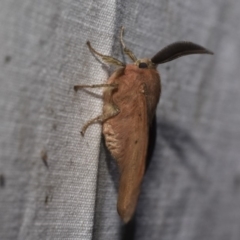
[1,0,240,240]
[0,0,115,239]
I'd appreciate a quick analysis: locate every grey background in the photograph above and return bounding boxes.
[0,0,240,240]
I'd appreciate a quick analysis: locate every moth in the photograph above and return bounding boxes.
[74,27,213,223]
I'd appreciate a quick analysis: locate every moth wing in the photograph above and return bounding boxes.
[117,83,149,223]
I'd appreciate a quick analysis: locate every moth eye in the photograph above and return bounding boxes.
[139,62,148,68]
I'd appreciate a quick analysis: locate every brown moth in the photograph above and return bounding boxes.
[74,27,213,223]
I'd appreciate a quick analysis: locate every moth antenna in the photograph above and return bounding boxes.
[120,26,137,62]
[87,41,125,67]
[151,41,213,64]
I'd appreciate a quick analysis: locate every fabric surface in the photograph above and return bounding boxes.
[1,0,240,240]
[0,0,115,239]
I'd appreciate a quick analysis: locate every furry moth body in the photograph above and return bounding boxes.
[74,27,213,223]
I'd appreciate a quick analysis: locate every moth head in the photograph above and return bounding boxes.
[151,41,213,65]
[135,58,156,69]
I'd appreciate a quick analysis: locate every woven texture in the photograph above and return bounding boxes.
[0,0,115,239]
[1,0,240,240]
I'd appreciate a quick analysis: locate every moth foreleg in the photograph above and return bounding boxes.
[74,83,118,91]
[86,41,125,67]
[120,26,137,62]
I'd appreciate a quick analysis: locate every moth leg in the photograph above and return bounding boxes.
[81,104,119,136]
[80,84,119,136]
[81,115,102,136]
[87,41,125,67]
[74,83,118,91]
[120,26,137,62]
